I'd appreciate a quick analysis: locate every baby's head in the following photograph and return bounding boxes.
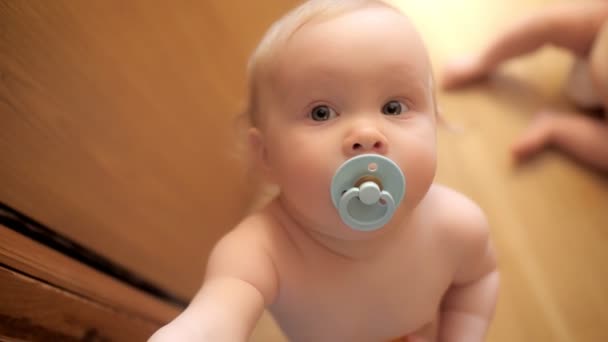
[245,0,436,126]
[245,0,438,235]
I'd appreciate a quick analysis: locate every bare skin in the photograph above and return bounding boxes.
[267,184,497,342]
[150,5,498,342]
[442,1,608,171]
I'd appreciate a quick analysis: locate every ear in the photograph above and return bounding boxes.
[248,127,274,180]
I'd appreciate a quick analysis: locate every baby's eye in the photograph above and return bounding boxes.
[381,100,409,115]
[310,105,337,121]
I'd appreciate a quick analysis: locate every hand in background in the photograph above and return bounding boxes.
[442,2,608,171]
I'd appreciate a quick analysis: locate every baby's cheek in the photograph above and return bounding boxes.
[279,170,338,226]
[277,158,328,195]
[402,148,436,205]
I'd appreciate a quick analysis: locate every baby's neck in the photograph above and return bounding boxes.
[270,197,418,261]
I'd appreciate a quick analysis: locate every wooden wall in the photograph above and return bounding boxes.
[0,0,297,301]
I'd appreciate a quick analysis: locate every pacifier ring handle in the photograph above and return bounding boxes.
[338,189,396,231]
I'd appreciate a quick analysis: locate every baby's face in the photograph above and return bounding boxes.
[254,6,437,237]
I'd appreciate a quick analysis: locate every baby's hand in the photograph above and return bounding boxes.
[511,110,608,170]
[441,2,608,90]
[441,54,488,90]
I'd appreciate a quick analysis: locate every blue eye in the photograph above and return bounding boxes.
[310,105,337,121]
[382,100,408,115]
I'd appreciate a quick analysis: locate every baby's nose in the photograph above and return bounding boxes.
[343,127,388,157]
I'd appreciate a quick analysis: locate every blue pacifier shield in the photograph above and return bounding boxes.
[330,154,406,231]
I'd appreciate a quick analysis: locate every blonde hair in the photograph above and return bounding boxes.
[244,0,402,128]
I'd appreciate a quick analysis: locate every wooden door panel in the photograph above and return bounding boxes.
[0,265,160,341]
[0,0,297,300]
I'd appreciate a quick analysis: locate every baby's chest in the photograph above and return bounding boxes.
[273,256,451,339]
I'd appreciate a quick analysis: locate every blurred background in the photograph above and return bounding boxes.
[1,0,606,341]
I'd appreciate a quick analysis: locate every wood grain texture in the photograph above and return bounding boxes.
[0,225,180,324]
[0,265,161,341]
[0,0,297,300]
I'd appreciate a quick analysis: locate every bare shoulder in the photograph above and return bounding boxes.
[213,208,281,256]
[205,208,281,303]
[424,184,495,283]
[426,184,489,239]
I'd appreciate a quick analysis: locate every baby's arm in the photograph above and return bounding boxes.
[442,1,608,89]
[511,110,608,170]
[438,205,499,342]
[148,224,279,342]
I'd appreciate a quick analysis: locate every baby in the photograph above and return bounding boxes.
[149,1,498,341]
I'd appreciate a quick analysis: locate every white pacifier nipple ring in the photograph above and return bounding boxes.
[330,154,406,231]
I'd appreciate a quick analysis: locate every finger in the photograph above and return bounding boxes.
[511,113,555,162]
[513,112,608,170]
[548,114,608,171]
[441,55,487,90]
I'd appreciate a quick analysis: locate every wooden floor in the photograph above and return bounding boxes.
[251,0,608,341]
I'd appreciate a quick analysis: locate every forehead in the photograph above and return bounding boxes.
[272,6,431,86]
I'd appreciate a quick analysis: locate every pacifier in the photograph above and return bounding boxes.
[330,154,406,231]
